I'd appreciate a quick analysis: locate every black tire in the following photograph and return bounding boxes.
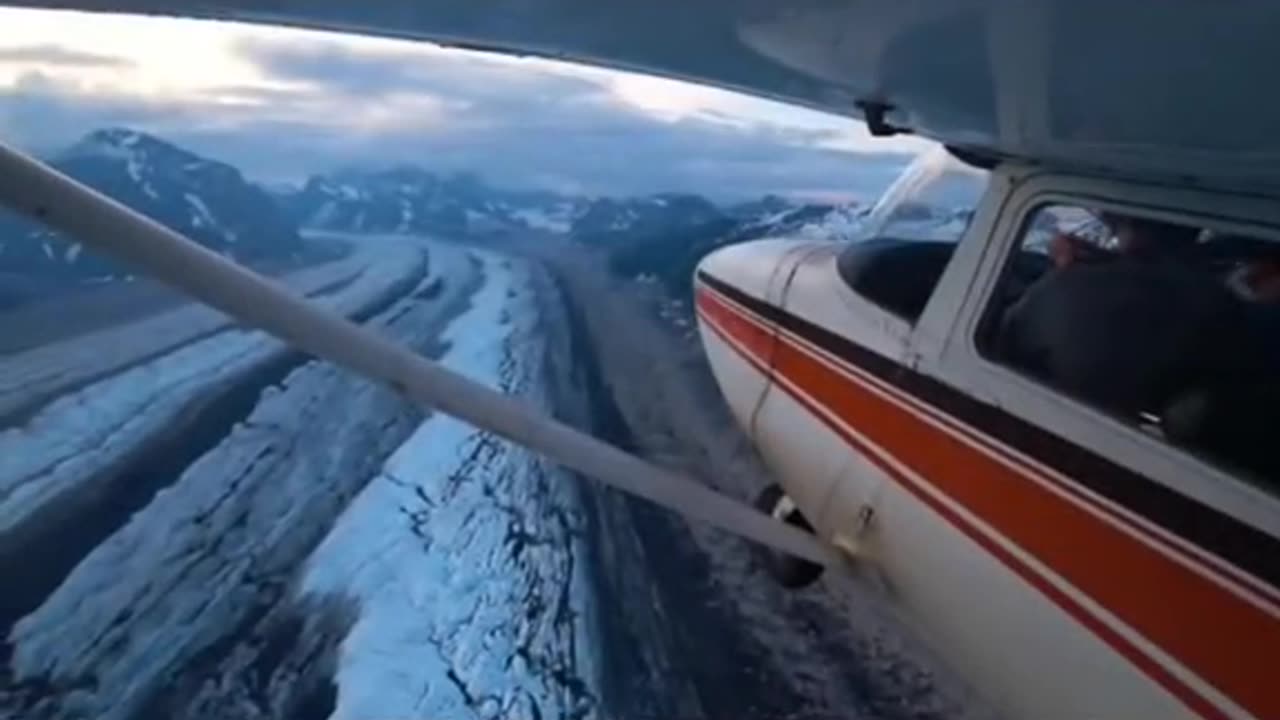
[753,484,824,589]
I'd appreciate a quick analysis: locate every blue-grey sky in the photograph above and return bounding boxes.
[0,8,928,201]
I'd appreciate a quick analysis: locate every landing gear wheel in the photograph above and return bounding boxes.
[753,483,824,589]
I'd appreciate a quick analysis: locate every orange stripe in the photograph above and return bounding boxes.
[697,285,1280,720]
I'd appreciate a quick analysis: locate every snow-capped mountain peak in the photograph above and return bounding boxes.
[598,196,870,305]
[63,128,225,184]
[0,128,302,294]
[570,193,723,244]
[281,166,581,236]
[64,128,141,162]
[726,198,869,243]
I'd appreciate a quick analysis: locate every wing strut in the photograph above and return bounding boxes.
[0,141,838,567]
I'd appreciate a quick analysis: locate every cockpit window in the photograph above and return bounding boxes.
[837,148,989,322]
[857,147,990,244]
[980,203,1280,491]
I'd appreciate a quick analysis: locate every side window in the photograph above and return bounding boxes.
[837,147,989,322]
[978,203,1280,490]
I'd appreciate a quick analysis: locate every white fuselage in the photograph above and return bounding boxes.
[694,165,1280,720]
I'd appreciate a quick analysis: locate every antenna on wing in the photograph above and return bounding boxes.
[0,141,838,568]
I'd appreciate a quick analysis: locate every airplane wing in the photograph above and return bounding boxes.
[7,0,1280,192]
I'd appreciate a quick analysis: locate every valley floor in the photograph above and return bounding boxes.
[0,233,993,720]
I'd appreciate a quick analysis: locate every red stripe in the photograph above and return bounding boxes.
[697,285,1278,720]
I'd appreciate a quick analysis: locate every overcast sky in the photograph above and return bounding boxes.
[0,8,929,202]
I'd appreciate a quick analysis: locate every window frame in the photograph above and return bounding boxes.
[928,166,1280,531]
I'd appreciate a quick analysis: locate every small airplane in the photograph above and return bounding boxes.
[0,2,1277,719]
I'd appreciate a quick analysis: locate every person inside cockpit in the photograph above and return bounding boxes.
[997,212,1241,416]
[993,207,1279,483]
[1047,213,1200,269]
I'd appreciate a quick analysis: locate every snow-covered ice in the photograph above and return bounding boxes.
[310,200,339,228]
[4,261,457,720]
[0,247,426,547]
[397,198,414,232]
[185,192,217,228]
[794,204,868,241]
[301,253,601,720]
[511,208,571,234]
[2,244,601,720]
[0,247,410,421]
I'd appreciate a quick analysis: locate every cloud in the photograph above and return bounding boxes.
[0,44,133,68]
[0,27,917,202]
[234,37,606,103]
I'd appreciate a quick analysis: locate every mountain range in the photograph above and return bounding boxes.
[277,167,586,237]
[0,128,874,306]
[282,171,872,299]
[602,197,869,301]
[0,129,301,291]
[275,168,872,298]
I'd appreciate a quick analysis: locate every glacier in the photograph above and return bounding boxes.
[0,247,399,422]
[1,244,450,717]
[1,244,606,720]
[0,246,428,550]
[302,252,601,720]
